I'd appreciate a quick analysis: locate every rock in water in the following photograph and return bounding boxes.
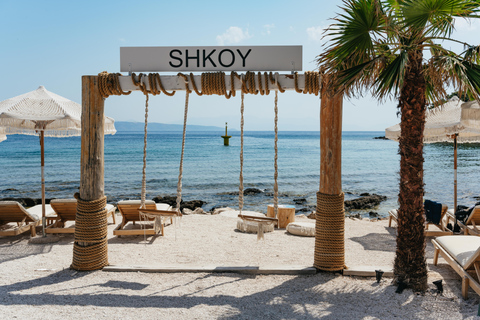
[243,188,263,195]
[344,193,387,210]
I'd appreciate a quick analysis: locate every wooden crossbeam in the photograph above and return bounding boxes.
[117,73,313,92]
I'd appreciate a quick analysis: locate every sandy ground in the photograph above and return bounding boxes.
[0,211,479,319]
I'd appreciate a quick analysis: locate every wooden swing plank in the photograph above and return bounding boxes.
[138,209,180,216]
[238,214,278,223]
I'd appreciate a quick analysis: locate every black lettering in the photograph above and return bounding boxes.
[218,49,235,68]
[237,49,252,67]
[169,49,183,68]
[203,49,217,68]
[186,49,200,68]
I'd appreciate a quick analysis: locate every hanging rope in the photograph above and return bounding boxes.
[273,76,279,219]
[201,72,234,99]
[141,88,149,207]
[294,71,320,95]
[98,71,132,98]
[238,88,245,214]
[176,73,191,214]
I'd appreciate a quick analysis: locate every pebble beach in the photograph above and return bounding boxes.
[1,211,479,319]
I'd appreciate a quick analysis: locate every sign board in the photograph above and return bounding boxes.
[120,46,302,72]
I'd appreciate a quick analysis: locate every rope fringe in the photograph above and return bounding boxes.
[97,71,319,98]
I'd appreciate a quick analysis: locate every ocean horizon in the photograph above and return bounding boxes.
[1,130,479,217]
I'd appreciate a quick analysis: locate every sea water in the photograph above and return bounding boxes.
[1,131,479,217]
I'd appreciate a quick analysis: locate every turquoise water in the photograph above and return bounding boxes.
[1,131,479,217]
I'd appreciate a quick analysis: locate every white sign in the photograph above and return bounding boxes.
[120,46,302,72]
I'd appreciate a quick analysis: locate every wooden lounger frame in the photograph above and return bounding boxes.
[445,206,480,235]
[432,238,480,299]
[113,207,180,237]
[388,205,452,237]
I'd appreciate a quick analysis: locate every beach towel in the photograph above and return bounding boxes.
[424,199,442,225]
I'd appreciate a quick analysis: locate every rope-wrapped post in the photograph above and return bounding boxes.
[73,75,109,271]
[72,193,109,270]
[315,73,344,272]
[314,192,345,271]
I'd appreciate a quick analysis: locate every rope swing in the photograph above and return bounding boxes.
[93,71,321,246]
[134,73,182,232]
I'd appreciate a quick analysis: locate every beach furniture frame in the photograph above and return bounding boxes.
[388,204,452,236]
[0,201,54,237]
[113,200,176,237]
[46,199,116,234]
[432,235,480,299]
[445,206,480,235]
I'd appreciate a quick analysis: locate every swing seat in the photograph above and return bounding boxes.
[113,200,176,237]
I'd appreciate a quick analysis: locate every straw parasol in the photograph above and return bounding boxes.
[0,86,116,236]
[0,127,6,142]
[386,96,480,213]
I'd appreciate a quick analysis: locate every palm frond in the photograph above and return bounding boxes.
[463,45,480,63]
[428,54,480,101]
[374,50,409,98]
[318,0,386,72]
[397,0,479,37]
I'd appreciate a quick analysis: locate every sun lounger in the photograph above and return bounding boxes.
[46,199,116,234]
[0,201,54,237]
[445,205,480,235]
[432,235,480,299]
[388,203,452,236]
[113,200,177,237]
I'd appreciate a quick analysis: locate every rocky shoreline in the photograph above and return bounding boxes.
[1,189,387,217]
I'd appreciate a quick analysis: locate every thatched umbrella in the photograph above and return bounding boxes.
[386,97,480,213]
[0,86,116,236]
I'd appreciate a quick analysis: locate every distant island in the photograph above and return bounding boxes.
[115,121,237,132]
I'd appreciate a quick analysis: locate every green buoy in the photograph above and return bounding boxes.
[221,122,232,146]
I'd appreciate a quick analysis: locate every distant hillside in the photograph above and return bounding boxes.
[115,121,234,132]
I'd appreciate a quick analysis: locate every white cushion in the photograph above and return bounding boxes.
[286,222,316,237]
[26,204,54,220]
[155,203,172,211]
[436,235,480,269]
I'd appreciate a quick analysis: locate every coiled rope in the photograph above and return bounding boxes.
[71,193,108,270]
[314,192,345,271]
[295,71,320,95]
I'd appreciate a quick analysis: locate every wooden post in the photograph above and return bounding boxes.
[72,76,106,270]
[80,76,105,200]
[320,87,343,194]
[314,76,345,271]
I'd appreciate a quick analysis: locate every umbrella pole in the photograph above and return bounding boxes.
[454,134,458,229]
[40,130,46,237]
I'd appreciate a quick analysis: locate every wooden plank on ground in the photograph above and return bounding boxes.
[103,265,317,275]
[343,266,394,277]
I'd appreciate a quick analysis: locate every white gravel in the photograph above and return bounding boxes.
[0,211,479,319]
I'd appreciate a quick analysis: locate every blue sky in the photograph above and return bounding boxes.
[1,0,478,131]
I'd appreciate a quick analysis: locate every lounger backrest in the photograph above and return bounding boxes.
[466,206,480,225]
[0,201,37,223]
[50,199,77,220]
[117,200,156,219]
[436,235,480,269]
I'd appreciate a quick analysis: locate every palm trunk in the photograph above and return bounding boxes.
[394,49,427,291]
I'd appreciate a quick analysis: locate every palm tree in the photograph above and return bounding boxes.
[318,0,480,291]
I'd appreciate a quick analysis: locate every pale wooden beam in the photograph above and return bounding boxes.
[117,73,311,92]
